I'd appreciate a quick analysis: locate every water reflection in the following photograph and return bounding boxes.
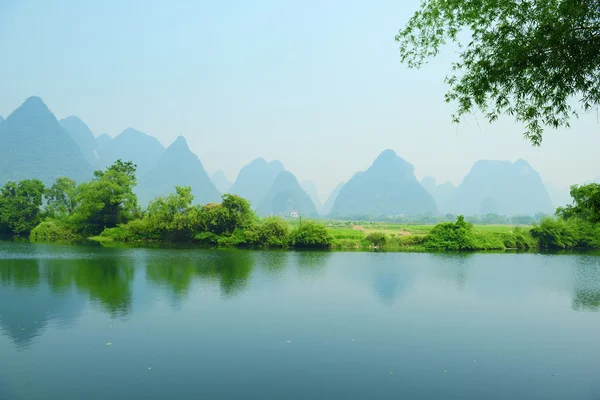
[0,259,83,349]
[428,253,474,291]
[2,243,600,351]
[572,255,600,312]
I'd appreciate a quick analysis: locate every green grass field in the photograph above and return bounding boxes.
[324,221,531,239]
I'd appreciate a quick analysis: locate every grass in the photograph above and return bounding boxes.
[325,221,530,237]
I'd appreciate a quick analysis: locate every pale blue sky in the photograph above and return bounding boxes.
[1,0,598,200]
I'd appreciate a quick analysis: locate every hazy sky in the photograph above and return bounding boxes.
[1,0,598,201]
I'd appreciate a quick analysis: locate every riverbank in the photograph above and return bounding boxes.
[85,216,540,252]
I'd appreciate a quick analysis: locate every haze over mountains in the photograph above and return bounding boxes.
[446,160,554,216]
[257,172,319,217]
[0,96,567,218]
[330,150,437,217]
[211,170,232,194]
[0,97,92,186]
[136,136,220,206]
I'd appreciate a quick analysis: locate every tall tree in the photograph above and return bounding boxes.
[45,177,78,218]
[0,179,45,235]
[71,160,139,235]
[556,183,600,223]
[396,0,600,145]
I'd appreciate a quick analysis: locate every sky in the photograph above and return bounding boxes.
[1,0,598,201]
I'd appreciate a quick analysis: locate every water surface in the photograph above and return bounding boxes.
[1,242,600,399]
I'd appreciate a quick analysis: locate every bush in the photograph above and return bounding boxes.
[290,221,333,249]
[424,216,479,251]
[365,232,388,247]
[244,217,290,248]
[30,220,77,241]
[530,217,600,249]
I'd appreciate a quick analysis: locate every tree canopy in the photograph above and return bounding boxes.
[556,183,600,223]
[0,179,45,235]
[396,0,600,145]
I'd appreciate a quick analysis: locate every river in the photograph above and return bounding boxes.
[1,241,599,399]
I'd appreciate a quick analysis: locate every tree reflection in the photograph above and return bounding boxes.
[293,250,330,279]
[194,250,254,297]
[0,259,40,288]
[0,259,83,349]
[146,259,195,301]
[39,255,135,319]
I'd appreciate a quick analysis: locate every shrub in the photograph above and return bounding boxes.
[424,216,478,251]
[290,221,333,249]
[244,217,290,248]
[365,232,388,247]
[531,217,600,249]
[30,220,77,241]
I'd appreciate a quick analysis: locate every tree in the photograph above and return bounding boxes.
[556,183,600,223]
[71,160,139,236]
[199,194,254,236]
[144,186,203,241]
[45,177,78,218]
[396,0,600,145]
[0,179,45,235]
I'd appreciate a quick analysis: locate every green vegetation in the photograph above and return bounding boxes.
[1,162,599,252]
[396,0,600,145]
[423,216,536,251]
[531,183,600,249]
[0,179,45,236]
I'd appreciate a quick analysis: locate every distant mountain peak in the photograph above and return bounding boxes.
[257,171,318,217]
[371,149,414,172]
[375,149,397,161]
[0,97,92,185]
[168,135,189,150]
[330,152,435,217]
[22,96,46,108]
[230,157,286,207]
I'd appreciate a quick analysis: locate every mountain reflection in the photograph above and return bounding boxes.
[0,259,83,349]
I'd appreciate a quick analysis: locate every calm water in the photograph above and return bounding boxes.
[1,242,600,400]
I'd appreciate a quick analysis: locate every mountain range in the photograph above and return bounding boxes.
[0,97,92,186]
[229,158,285,207]
[330,150,437,217]
[0,96,566,218]
[211,170,232,194]
[257,172,319,217]
[136,136,221,206]
[447,160,554,216]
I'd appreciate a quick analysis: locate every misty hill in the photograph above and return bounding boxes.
[545,182,571,209]
[229,158,285,207]
[322,182,345,215]
[0,115,4,124]
[211,170,232,194]
[257,171,318,217]
[99,128,165,176]
[59,116,99,167]
[421,177,456,214]
[136,136,221,206]
[96,133,112,152]
[0,97,92,186]
[330,150,437,217]
[448,159,554,216]
[300,180,323,214]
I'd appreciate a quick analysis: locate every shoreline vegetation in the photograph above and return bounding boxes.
[1,161,599,253]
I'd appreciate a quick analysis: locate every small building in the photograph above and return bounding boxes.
[290,211,299,219]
